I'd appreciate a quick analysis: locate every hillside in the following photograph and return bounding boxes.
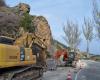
[47,39,68,56]
[53,39,68,49]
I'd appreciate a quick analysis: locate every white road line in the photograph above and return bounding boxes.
[74,69,83,80]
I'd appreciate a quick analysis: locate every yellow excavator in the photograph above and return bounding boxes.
[0,22,51,80]
[0,32,51,80]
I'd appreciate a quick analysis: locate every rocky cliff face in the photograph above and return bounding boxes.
[0,0,51,41]
[0,1,52,46]
[0,0,20,37]
[0,12,20,37]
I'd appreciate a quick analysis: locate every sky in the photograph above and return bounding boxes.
[5,0,100,54]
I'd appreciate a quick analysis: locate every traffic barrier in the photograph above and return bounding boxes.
[67,70,72,80]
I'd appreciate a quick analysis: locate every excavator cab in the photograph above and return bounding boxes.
[0,36,36,68]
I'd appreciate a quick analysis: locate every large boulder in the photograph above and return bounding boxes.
[32,16,52,48]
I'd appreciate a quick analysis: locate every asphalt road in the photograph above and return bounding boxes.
[42,67,75,80]
[42,60,100,80]
[75,60,100,80]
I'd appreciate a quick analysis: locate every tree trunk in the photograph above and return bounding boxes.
[87,40,89,54]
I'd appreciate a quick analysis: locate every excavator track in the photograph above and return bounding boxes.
[0,65,43,80]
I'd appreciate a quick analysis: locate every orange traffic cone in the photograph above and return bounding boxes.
[80,65,82,69]
[67,70,72,80]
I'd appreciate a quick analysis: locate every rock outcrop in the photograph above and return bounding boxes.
[0,0,52,46]
[32,16,51,47]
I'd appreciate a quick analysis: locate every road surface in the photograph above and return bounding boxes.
[42,60,100,80]
[42,67,75,80]
[75,60,100,80]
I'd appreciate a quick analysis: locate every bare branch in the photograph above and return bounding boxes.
[83,18,93,41]
[93,0,100,39]
[63,20,81,49]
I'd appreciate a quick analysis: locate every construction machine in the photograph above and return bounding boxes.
[0,17,51,80]
[54,49,76,67]
[0,28,51,80]
[64,51,76,66]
